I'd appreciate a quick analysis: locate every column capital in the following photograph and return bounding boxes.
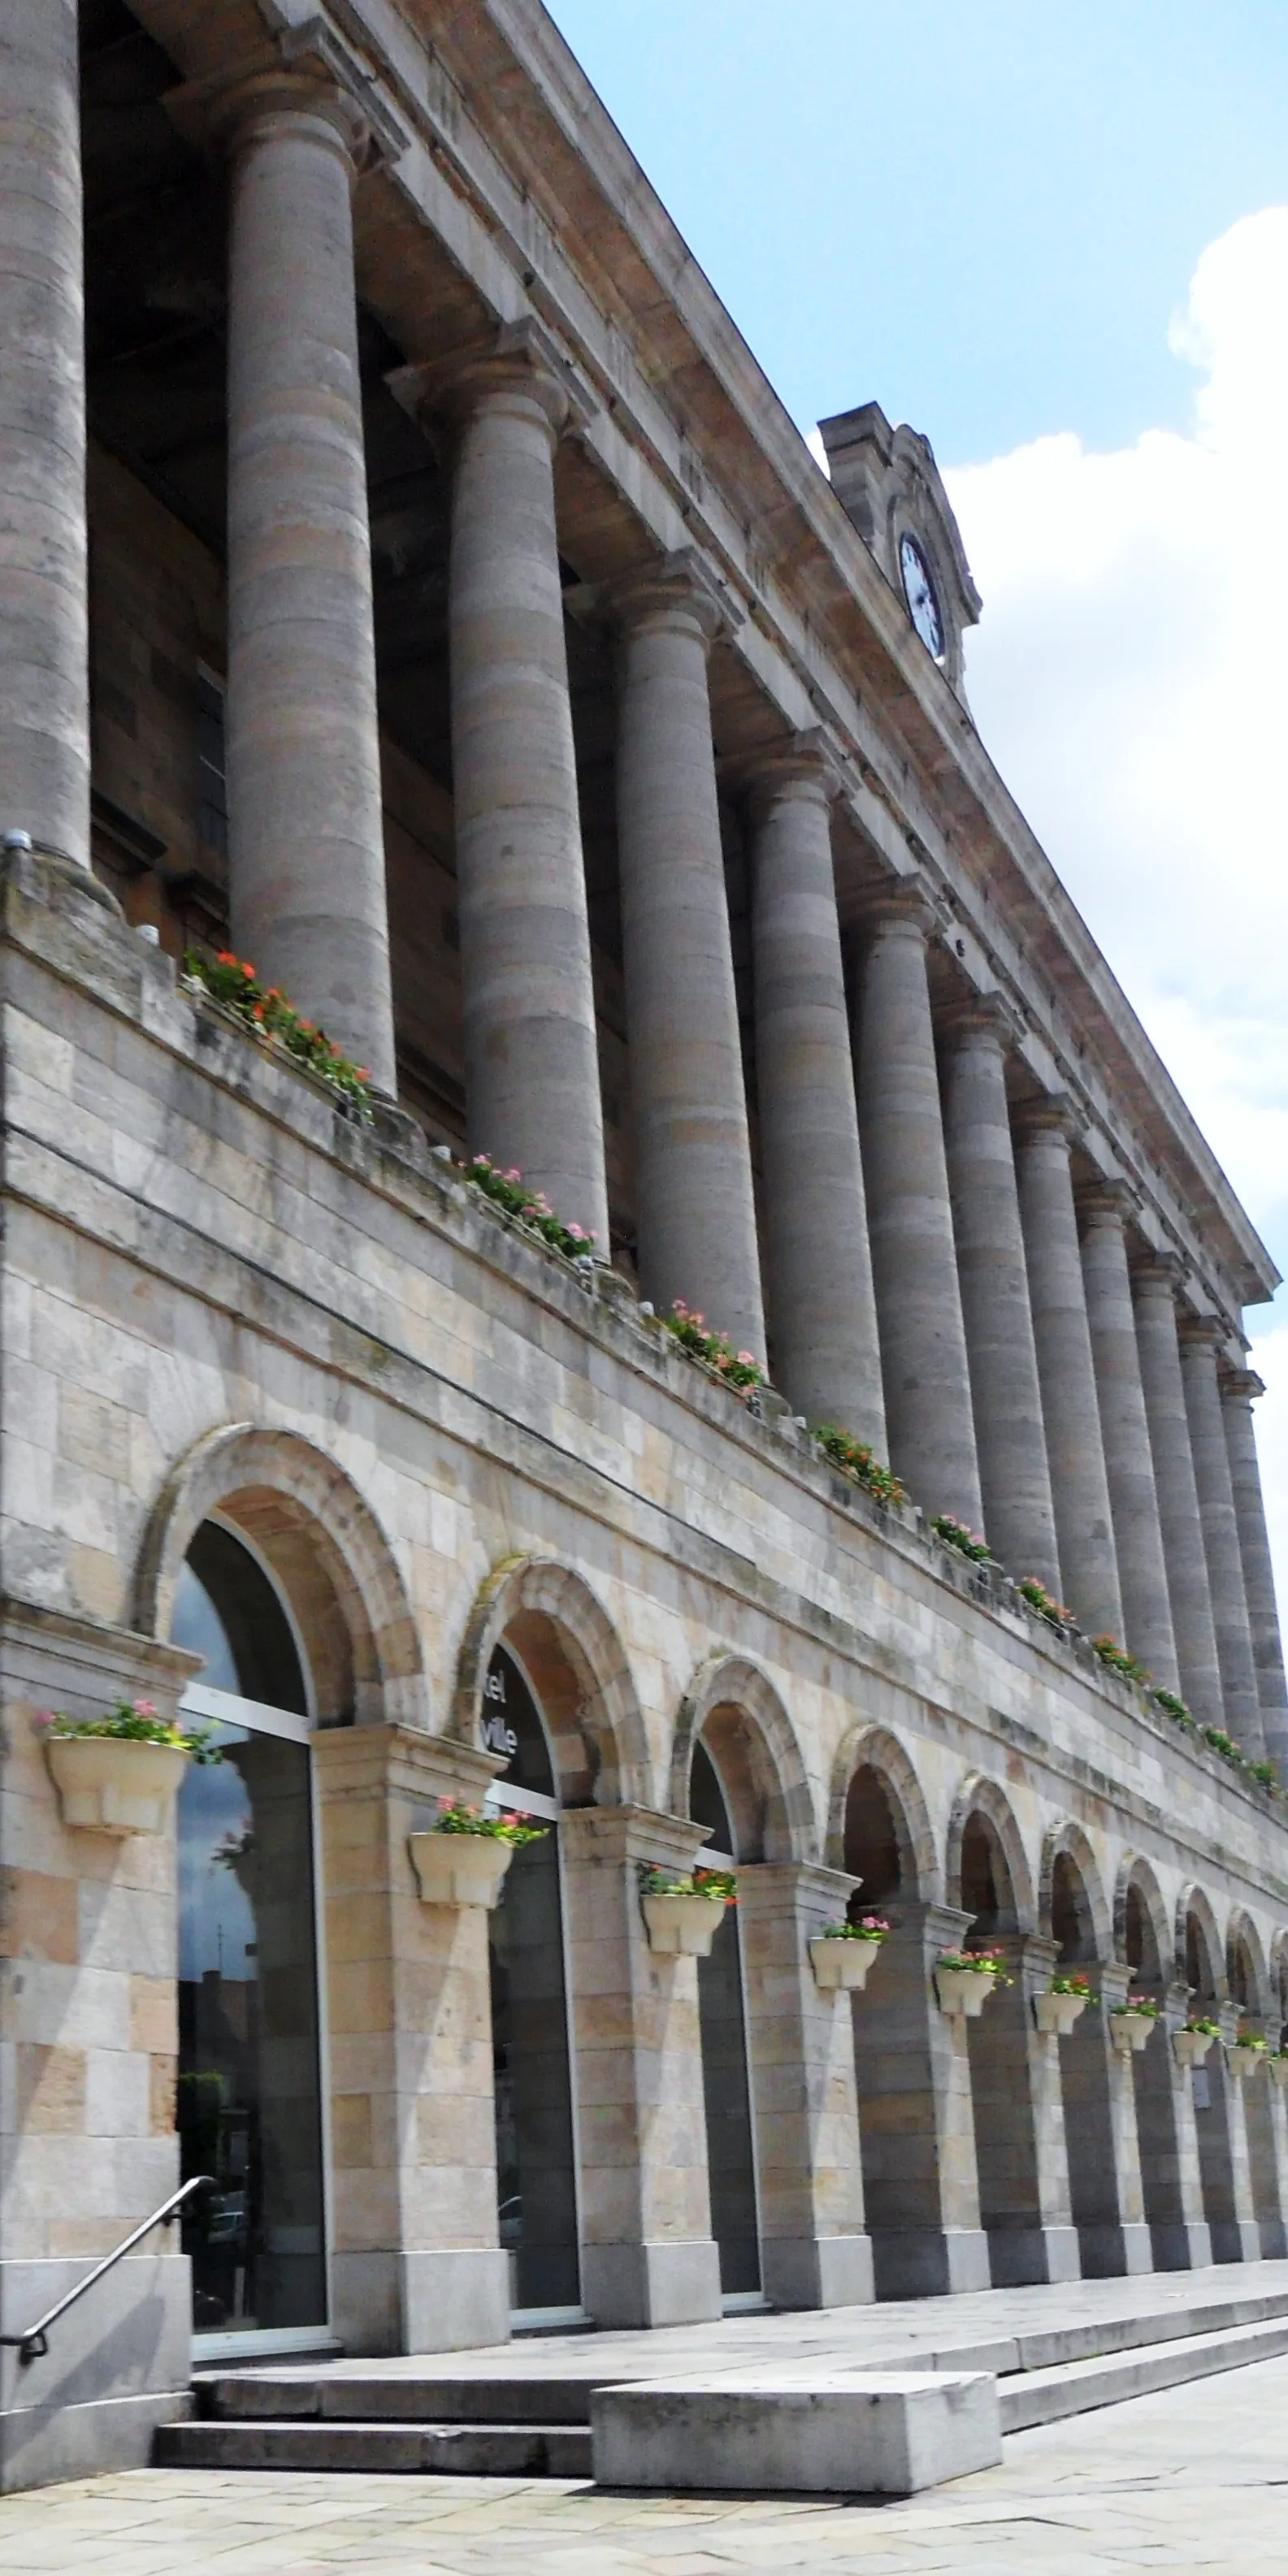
[1011,1089,1083,1146]
[588,546,743,644]
[1130,1245,1186,1297]
[166,16,408,171]
[733,727,845,816]
[1177,1311,1226,1354]
[388,315,596,447]
[856,873,938,942]
[1221,1366,1265,1407]
[1075,1175,1138,1232]
[936,989,1023,1053]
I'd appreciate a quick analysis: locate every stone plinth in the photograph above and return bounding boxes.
[592,2369,1002,2496]
[737,1862,873,2310]
[850,1903,990,2297]
[1065,1965,1152,2279]
[967,1935,1080,2286]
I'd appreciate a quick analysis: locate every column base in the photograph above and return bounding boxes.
[1208,2219,1261,2265]
[1258,2218,1288,2260]
[986,2224,1082,2288]
[580,2238,722,2329]
[1150,2219,1213,2272]
[871,2227,991,2301]
[760,2233,874,2314]
[330,2249,510,2355]
[1078,2221,1154,2279]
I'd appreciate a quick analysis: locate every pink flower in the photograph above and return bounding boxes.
[736,1351,757,1366]
[132,1699,157,1718]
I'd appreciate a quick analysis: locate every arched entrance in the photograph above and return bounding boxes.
[956,1801,1049,2284]
[482,1643,581,2321]
[171,1517,327,2352]
[1184,1898,1243,2262]
[690,1737,761,2303]
[1121,1868,1199,2270]
[1044,1837,1130,2275]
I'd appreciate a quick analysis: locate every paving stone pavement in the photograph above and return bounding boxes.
[6,2351,1288,2573]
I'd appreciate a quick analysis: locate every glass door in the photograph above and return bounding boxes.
[691,1740,761,2301]
[483,1646,582,2319]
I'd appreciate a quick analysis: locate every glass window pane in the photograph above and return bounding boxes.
[691,1736,761,2294]
[173,1523,307,1714]
[489,1832,580,2310]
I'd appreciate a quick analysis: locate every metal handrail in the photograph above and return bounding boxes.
[0,2174,215,2365]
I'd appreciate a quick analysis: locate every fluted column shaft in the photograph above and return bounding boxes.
[942,1005,1061,1591]
[1134,1258,1223,1726]
[612,556,764,1360]
[854,896,982,1526]
[1079,1189,1178,1683]
[223,73,395,1093]
[0,0,89,863]
[748,744,884,1442]
[1180,1323,1264,1754]
[1013,1105,1123,1641]
[1222,1370,1288,1770]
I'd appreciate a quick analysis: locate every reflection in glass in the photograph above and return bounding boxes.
[171,1524,325,2333]
[484,1647,580,2310]
[691,1740,761,2296]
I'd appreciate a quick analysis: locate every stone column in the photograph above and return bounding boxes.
[560,1807,722,2328]
[436,324,609,1249]
[850,1901,990,2297]
[967,1934,1079,2284]
[1013,1102,1124,1641]
[1065,1963,1151,2277]
[941,1001,1061,1591]
[1201,2007,1259,2263]
[1136,1982,1212,2271]
[1134,1257,1224,1727]
[220,67,396,1093]
[747,740,884,1444]
[1222,1369,1288,1773]
[0,0,89,865]
[1237,2041,1286,2259]
[610,554,764,1358]
[1180,1320,1264,1753]
[312,1725,510,2355]
[853,894,982,1525]
[737,1863,873,2310]
[1079,1186,1178,1683]
[1264,2072,1288,2255]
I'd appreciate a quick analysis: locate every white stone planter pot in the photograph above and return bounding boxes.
[46,1734,189,1835]
[1227,2046,1264,2083]
[642,1890,726,1958]
[1268,2059,1288,2089]
[935,1966,1000,2020]
[1172,2028,1216,2072]
[408,1832,515,1909]
[1109,2011,1157,2055]
[1033,1989,1089,2037]
[809,1935,882,1993]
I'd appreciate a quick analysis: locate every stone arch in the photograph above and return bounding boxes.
[1177,1883,1226,2002]
[1039,1819,1112,1963]
[1113,1855,1170,1981]
[945,1773,1035,1933]
[670,1653,814,1864]
[1227,1907,1271,2020]
[449,1554,649,1808]
[824,1721,940,1901]
[135,1422,425,1728]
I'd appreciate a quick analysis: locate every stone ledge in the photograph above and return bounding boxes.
[590,2367,1002,2495]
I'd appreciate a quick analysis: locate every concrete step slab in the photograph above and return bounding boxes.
[154,2418,592,2477]
[1001,2313,1288,2431]
[194,2370,598,2426]
[592,2370,1002,2496]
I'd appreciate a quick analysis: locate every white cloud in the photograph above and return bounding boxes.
[939,207,1288,1628]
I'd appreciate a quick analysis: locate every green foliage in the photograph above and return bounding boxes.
[813,1424,906,1507]
[640,1864,738,1903]
[1050,1972,1092,1997]
[931,1513,993,1565]
[1091,1635,1151,1686]
[463,1154,599,1262]
[1153,1686,1194,1730]
[184,949,374,1118]
[431,1799,548,1845]
[660,1302,765,1390]
[37,1697,219,1762]
[819,1915,891,1942]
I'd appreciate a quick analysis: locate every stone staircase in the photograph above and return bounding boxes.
[154,2263,1288,2479]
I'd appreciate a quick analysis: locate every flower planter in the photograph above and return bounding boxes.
[935,1965,1000,2020]
[809,1935,882,1994]
[46,1734,189,1836]
[1268,2059,1288,2090]
[642,1890,726,1958]
[1109,2011,1157,2056]
[1033,1989,1089,2037]
[1226,2046,1264,2083]
[408,1832,515,1910]
[1173,2028,1216,2072]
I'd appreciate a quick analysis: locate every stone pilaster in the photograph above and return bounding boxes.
[941,1000,1061,1592]
[213,63,397,1093]
[1203,2007,1260,2263]
[1264,2072,1288,2257]
[609,554,765,1360]
[1137,1982,1212,2271]
[1221,1369,1288,1774]
[853,894,982,1526]
[0,0,90,865]
[746,740,885,1444]
[736,1863,873,2310]
[312,1724,510,2355]
[1180,1320,1264,1754]
[1234,2035,1286,2259]
[1066,1963,1151,2277]
[560,1807,722,2328]
[1013,1101,1124,1641]
[967,1935,1080,2284]
[849,1902,990,2297]
[407,323,610,1249]
[1134,1257,1224,1728]
[1078,1186,1178,1683]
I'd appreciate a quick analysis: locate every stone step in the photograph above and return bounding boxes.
[1000,2311,1288,2431]
[154,2417,592,2477]
[194,2370,598,2426]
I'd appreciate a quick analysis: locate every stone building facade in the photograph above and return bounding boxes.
[2,0,1287,2495]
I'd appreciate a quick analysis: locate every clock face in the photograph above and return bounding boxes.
[899,533,945,660]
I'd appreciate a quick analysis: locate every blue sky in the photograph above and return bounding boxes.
[546,0,1288,462]
[548,2,1288,1617]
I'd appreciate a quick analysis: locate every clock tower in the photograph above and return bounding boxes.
[817,401,981,707]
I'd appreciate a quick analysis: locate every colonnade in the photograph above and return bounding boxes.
[2,20,1283,1763]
